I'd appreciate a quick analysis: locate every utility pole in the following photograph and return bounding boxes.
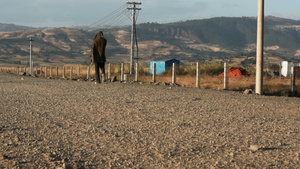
[256,0,264,95]
[29,37,34,75]
[127,2,141,74]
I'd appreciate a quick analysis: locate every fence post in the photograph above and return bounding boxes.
[50,66,52,78]
[101,63,105,83]
[291,66,296,97]
[77,65,80,79]
[279,62,282,79]
[45,67,47,78]
[56,67,59,79]
[196,62,200,88]
[70,67,73,79]
[108,63,111,82]
[121,63,124,82]
[224,62,229,90]
[63,66,65,79]
[101,73,105,83]
[24,67,26,75]
[135,63,139,82]
[87,66,90,80]
[172,63,176,84]
[40,66,42,76]
[16,67,19,75]
[153,62,156,82]
[35,66,38,75]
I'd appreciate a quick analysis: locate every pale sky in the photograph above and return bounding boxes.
[1,0,300,27]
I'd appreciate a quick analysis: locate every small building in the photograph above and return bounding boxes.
[281,61,300,77]
[150,59,180,74]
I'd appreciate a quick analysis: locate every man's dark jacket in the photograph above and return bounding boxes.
[91,31,107,63]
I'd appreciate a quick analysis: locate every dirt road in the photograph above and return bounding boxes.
[0,73,299,168]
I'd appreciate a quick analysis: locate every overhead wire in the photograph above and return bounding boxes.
[89,4,126,26]
[86,4,133,31]
[103,9,128,28]
[136,10,140,22]
[101,9,126,26]
[110,5,133,28]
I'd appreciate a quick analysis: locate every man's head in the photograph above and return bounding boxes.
[97,30,103,37]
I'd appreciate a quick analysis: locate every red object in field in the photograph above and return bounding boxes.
[218,67,250,78]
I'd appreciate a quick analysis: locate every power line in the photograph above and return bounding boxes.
[103,9,128,28]
[85,4,131,31]
[90,4,126,26]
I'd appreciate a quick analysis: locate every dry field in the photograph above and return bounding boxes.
[139,75,300,97]
[0,72,299,168]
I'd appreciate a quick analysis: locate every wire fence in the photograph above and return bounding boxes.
[1,63,299,97]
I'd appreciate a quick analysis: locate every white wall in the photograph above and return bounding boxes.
[281,61,300,77]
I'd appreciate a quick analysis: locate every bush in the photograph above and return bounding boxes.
[161,64,196,76]
[160,63,224,76]
[200,63,224,76]
[267,63,280,72]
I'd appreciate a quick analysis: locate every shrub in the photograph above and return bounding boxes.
[200,62,224,76]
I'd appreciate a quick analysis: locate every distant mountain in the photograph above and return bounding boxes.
[136,16,300,59]
[0,23,36,32]
[1,16,300,66]
[0,28,128,66]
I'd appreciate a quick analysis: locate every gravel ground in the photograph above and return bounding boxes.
[0,73,299,168]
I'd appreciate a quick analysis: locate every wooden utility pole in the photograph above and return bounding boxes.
[127,2,141,74]
[256,0,264,95]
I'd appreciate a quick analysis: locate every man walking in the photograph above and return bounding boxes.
[90,30,107,84]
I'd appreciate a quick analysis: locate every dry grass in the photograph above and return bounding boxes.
[138,73,300,97]
[263,77,298,96]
